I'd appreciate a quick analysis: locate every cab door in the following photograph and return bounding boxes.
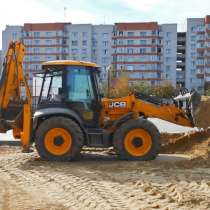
[63,66,101,128]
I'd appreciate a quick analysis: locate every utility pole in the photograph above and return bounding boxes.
[64,7,67,22]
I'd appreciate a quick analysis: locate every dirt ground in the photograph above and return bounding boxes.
[0,146,210,210]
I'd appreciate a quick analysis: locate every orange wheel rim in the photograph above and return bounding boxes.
[124,128,152,157]
[44,128,72,156]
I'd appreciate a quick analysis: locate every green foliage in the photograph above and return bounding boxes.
[206,88,210,96]
[102,65,176,99]
[129,81,176,99]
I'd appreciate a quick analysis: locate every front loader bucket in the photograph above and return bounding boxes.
[174,90,201,127]
[190,91,201,127]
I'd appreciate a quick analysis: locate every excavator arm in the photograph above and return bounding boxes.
[0,41,32,150]
[102,91,200,129]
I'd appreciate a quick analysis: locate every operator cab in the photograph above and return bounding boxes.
[35,60,101,128]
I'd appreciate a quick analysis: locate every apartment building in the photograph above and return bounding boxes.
[176,32,186,87]
[0,50,2,71]
[160,24,177,86]
[22,23,70,86]
[112,22,177,86]
[2,23,113,87]
[67,24,113,81]
[186,16,210,92]
[2,25,22,56]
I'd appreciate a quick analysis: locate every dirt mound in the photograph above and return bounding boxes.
[160,129,210,159]
[160,133,185,145]
[193,96,210,129]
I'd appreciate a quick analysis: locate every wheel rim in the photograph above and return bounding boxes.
[124,128,152,157]
[44,128,72,156]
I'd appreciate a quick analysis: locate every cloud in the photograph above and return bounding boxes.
[0,0,98,48]
[65,9,97,24]
[121,0,165,12]
[0,0,210,50]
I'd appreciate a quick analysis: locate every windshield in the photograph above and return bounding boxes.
[65,67,95,102]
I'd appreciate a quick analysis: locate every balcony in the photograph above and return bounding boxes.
[196,70,205,79]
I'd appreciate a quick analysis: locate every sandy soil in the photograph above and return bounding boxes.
[0,147,210,210]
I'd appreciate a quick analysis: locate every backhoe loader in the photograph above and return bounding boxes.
[0,41,201,160]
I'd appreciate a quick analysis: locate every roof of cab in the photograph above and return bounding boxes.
[42,60,99,68]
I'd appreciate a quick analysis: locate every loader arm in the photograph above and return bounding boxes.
[102,93,194,128]
[0,41,32,150]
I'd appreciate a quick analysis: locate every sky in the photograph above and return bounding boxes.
[0,0,210,49]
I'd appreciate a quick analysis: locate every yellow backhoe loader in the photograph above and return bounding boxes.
[0,41,201,160]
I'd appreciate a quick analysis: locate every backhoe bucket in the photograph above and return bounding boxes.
[174,90,201,127]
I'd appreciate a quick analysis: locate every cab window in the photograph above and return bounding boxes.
[65,67,95,102]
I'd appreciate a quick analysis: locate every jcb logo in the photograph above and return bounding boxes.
[109,101,127,108]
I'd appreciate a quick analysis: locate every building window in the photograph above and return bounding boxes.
[140,40,146,45]
[34,32,40,37]
[166,32,171,37]
[93,40,97,47]
[139,48,146,53]
[118,40,123,45]
[46,39,52,45]
[191,44,196,50]
[82,40,87,46]
[46,31,52,36]
[166,49,171,54]
[152,39,156,44]
[62,39,67,45]
[151,47,156,53]
[12,32,17,39]
[82,57,87,61]
[33,48,39,53]
[45,48,53,53]
[82,49,87,54]
[93,33,97,39]
[72,48,78,54]
[82,32,88,38]
[72,41,78,46]
[127,40,134,45]
[103,49,108,55]
[140,31,147,36]
[151,80,155,85]
[127,65,133,70]
[34,39,40,45]
[102,57,108,64]
[92,49,96,55]
[103,33,108,39]
[119,31,123,36]
[103,41,108,47]
[25,32,29,37]
[127,48,134,54]
[152,30,157,35]
[166,65,171,71]
[166,57,170,62]
[191,35,196,41]
[166,40,171,45]
[56,39,60,44]
[72,32,78,39]
[128,32,134,36]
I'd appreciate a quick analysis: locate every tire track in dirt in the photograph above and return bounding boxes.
[1,148,210,210]
[0,153,132,209]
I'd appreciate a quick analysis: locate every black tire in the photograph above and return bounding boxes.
[35,116,84,161]
[113,118,160,160]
